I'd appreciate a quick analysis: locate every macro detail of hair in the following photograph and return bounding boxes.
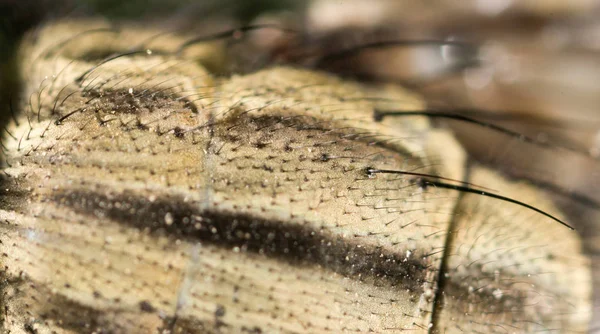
[0,1,599,333]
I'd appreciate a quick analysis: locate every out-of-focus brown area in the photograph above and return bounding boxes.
[305,0,600,330]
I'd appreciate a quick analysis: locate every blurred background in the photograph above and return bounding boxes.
[2,0,600,329]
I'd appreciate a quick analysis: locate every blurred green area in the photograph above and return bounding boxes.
[77,0,302,23]
[0,0,303,130]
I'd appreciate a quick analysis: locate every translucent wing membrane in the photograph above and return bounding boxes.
[0,2,598,334]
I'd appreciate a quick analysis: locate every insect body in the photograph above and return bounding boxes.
[0,13,593,334]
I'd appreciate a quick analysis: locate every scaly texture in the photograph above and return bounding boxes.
[0,19,591,333]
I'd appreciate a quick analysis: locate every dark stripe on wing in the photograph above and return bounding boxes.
[52,189,430,291]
